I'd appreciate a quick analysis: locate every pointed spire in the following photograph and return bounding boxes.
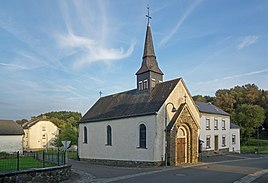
[136,6,163,75]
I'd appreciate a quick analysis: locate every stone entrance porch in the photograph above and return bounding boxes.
[167,103,199,166]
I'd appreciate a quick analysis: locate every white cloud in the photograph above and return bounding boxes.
[57,1,135,68]
[159,0,203,47]
[57,32,135,68]
[237,36,260,50]
[0,62,27,70]
[197,68,268,85]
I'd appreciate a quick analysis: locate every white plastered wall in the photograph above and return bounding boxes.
[0,135,23,153]
[24,121,58,150]
[79,115,160,162]
[199,113,232,152]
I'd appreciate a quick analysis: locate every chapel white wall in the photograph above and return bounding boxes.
[79,115,161,162]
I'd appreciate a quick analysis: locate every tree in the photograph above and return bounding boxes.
[214,89,236,115]
[52,124,78,147]
[193,95,215,103]
[16,119,28,125]
[233,104,265,144]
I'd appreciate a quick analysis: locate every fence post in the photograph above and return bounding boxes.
[63,150,66,165]
[57,148,60,166]
[17,151,19,171]
[42,151,45,168]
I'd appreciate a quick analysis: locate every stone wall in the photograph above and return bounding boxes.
[201,148,229,157]
[80,158,162,167]
[0,165,71,183]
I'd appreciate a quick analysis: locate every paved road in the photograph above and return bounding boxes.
[66,154,268,183]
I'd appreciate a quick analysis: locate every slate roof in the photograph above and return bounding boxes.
[79,78,181,123]
[230,122,240,129]
[0,120,24,135]
[22,120,38,129]
[195,101,230,116]
[136,23,163,75]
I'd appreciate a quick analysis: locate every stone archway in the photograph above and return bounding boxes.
[176,127,187,164]
[167,104,199,166]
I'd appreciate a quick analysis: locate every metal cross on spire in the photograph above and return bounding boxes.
[146,5,152,25]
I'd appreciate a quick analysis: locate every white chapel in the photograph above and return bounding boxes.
[78,15,200,166]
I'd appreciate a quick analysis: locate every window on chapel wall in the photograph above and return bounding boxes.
[151,79,156,87]
[139,124,146,148]
[83,126,88,143]
[107,125,112,145]
[139,81,143,91]
[143,80,148,89]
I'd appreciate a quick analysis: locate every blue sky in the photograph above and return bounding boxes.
[0,0,267,120]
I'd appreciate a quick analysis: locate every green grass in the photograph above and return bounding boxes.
[241,138,268,154]
[35,150,77,159]
[67,151,78,159]
[0,156,55,172]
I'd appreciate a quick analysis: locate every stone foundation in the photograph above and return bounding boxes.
[80,158,162,167]
[0,165,71,183]
[201,148,229,157]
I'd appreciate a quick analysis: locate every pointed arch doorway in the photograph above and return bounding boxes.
[177,127,187,164]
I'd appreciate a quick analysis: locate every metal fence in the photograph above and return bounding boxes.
[0,150,66,173]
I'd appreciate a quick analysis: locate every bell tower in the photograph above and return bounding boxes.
[136,6,163,91]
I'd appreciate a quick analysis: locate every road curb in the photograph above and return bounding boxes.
[233,169,268,183]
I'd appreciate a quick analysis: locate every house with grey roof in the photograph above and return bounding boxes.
[78,15,200,166]
[195,101,240,155]
[22,120,59,151]
[0,120,24,153]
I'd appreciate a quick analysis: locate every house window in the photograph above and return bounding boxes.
[222,135,226,147]
[151,79,156,87]
[206,118,210,130]
[139,81,143,91]
[232,134,236,144]
[214,119,218,130]
[139,124,146,148]
[143,80,148,89]
[206,135,211,149]
[222,119,226,130]
[107,125,112,145]
[42,127,46,131]
[83,126,88,143]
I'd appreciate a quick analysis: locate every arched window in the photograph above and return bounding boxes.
[107,125,112,145]
[139,124,146,148]
[83,126,88,143]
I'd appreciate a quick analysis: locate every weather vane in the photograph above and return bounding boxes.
[146,4,152,24]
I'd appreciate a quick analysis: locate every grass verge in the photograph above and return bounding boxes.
[0,156,55,172]
[241,138,268,154]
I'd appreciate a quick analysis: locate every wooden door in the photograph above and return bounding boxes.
[214,135,218,152]
[177,138,186,164]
